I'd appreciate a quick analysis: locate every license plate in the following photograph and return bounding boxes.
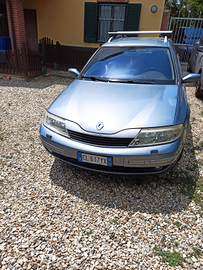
[77,153,112,167]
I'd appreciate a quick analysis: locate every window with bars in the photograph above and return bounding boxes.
[84,2,142,43]
[98,3,126,43]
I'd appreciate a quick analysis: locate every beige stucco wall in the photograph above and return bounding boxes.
[23,0,165,48]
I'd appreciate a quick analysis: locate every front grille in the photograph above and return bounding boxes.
[68,129,133,147]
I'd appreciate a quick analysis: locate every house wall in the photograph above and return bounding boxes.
[23,0,165,48]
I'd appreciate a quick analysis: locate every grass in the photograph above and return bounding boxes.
[190,146,197,154]
[199,141,203,147]
[109,219,119,225]
[173,221,182,228]
[189,246,203,259]
[174,172,203,216]
[154,247,186,266]
[177,173,196,198]
[0,136,3,141]
[154,237,186,266]
[154,227,203,266]
[166,170,203,217]
[193,191,202,205]
[86,230,93,236]
[192,179,203,213]
[161,235,167,246]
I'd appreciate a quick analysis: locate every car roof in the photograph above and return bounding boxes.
[102,37,171,48]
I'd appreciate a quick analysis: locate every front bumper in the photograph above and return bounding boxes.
[39,124,186,175]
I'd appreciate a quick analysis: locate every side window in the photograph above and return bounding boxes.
[84,2,142,43]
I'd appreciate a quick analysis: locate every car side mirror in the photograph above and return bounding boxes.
[182,73,201,83]
[68,68,80,78]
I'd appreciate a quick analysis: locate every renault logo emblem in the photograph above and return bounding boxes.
[96,121,104,131]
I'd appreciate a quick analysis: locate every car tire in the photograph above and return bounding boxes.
[195,73,203,98]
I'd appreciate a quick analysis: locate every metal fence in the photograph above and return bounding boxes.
[168,17,203,63]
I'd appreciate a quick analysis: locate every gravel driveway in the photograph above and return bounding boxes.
[0,74,203,270]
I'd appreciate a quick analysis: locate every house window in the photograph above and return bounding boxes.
[98,3,126,43]
[0,2,9,37]
[84,2,142,44]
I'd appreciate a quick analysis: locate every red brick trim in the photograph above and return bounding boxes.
[6,1,14,49]
[161,10,170,31]
[6,0,26,50]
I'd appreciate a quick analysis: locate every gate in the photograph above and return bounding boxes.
[168,17,203,63]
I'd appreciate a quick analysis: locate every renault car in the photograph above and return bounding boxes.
[40,31,200,175]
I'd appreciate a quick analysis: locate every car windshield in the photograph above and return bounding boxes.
[81,46,175,84]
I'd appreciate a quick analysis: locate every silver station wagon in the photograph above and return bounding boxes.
[39,31,200,175]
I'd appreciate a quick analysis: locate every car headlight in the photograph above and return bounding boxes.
[43,111,70,138]
[129,124,184,147]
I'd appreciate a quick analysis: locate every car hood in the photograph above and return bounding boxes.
[48,80,178,134]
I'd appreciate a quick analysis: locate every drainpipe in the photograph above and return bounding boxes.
[7,0,16,50]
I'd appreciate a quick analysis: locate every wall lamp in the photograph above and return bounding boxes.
[151,5,158,13]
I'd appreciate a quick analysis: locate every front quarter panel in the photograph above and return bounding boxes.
[170,42,189,126]
[173,84,189,125]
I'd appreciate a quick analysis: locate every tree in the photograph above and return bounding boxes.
[187,0,203,18]
[165,0,179,17]
[165,0,203,18]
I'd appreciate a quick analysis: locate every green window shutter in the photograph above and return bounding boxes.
[125,4,142,31]
[84,2,98,43]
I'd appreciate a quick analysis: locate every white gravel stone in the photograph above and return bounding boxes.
[0,75,203,269]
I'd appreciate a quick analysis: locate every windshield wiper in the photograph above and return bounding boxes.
[126,79,154,84]
[81,76,154,84]
[107,79,154,84]
[81,76,108,82]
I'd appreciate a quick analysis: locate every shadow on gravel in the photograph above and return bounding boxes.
[50,124,199,216]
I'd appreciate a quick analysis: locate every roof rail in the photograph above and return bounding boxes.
[107,31,172,42]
